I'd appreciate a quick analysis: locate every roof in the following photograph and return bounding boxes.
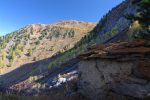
[78,39,150,61]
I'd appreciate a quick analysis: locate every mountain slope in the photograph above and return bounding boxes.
[37,0,138,92]
[0,0,139,98]
[46,0,137,69]
[0,20,95,74]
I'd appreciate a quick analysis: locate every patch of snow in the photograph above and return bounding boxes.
[54,77,67,87]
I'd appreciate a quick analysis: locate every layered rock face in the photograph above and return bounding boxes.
[78,39,150,100]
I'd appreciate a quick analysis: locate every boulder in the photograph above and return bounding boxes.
[78,39,150,100]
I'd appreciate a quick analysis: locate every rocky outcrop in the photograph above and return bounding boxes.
[78,39,150,100]
[95,0,137,36]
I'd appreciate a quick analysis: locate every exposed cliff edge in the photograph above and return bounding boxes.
[78,39,150,100]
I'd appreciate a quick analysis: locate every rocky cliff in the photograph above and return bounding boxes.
[78,39,150,100]
[94,0,137,35]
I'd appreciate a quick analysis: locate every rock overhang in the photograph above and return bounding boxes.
[78,39,150,99]
[78,39,150,61]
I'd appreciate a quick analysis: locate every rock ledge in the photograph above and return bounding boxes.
[78,39,150,100]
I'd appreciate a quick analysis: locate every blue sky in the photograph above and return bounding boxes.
[0,0,123,36]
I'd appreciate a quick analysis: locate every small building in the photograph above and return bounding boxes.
[78,39,150,100]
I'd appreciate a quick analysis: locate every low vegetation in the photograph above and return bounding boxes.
[0,21,95,68]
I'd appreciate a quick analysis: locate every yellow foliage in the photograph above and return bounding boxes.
[28,76,38,82]
[128,20,142,39]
